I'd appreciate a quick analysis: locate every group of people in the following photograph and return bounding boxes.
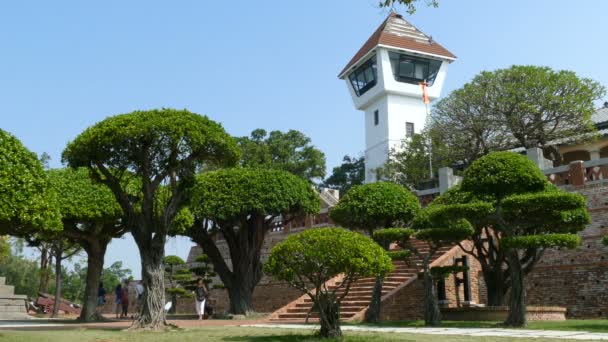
[97,280,144,319]
[96,278,209,320]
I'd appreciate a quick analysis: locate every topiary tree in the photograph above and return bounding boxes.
[44,168,125,322]
[0,128,61,237]
[374,219,473,326]
[183,168,320,315]
[430,152,589,327]
[264,228,393,338]
[62,109,239,329]
[164,255,186,314]
[329,182,420,322]
[187,254,218,291]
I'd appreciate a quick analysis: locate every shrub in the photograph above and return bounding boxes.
[264,228,392,338]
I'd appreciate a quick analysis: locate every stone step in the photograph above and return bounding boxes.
[0,311,31,320]
[0,304,27,313]
[0,285,15,296]
[0,298,28,306]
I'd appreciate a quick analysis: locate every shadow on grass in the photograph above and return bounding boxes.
[222,333,417,342]
[349,319,608,333]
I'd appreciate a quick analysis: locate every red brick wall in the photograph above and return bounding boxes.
[380,243,485,321]
[526,181,608,318]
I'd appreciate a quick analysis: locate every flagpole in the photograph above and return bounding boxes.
[425,101,433,179]
[421,81,433,179]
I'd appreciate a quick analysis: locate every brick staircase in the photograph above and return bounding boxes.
[0,277,30,320]
[269,240,457,323]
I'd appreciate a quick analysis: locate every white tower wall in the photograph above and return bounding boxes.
[339,13,455,185]
[347,48,450,183]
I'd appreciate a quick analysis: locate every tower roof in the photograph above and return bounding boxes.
[338,12,456,79]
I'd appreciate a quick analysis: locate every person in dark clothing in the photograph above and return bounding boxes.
[114,284,122,319]
[120,282,129,318]
[97,282,106,307]
[194,278,208,320]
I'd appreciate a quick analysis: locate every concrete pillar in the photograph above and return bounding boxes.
[439,167,460,194]
[527,147,550,170]
[569,161,586,186]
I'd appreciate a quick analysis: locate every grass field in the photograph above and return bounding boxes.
[353,320,608,333]
[0,326,572,342]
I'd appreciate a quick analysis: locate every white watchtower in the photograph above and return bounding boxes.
[338,12,456,183]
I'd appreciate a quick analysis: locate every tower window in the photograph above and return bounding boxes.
[406,122,414,137]
[389,52,442,86]
[374,110,379,126]
[348,55,377,97]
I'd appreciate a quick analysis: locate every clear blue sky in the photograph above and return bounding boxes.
[3,1,607,276]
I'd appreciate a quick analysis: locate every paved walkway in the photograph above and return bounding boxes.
[244,323,608,340]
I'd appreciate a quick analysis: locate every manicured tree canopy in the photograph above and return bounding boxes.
[461,151,547,199]
[329,181,420,323]
[330,182,420,233]
[164,255,186,314]
[265,227,393,338]
[46,168,124,322]
[184,168,320,315]
[430,151,589,327]
[47,168,122,225]
[0,129,60,235]
[62,109,239,330]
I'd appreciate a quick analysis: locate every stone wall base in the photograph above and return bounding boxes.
[441,306,567,321]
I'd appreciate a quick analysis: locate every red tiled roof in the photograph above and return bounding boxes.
[338,12,456,78]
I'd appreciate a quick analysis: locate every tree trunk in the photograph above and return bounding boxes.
[79,242,107,322]
[504,251,526,327]
[227,280,254,315]
[364,276,383,323]
[317,292,341,338]
[130,243,167,330]
[484,270,507,307]
[169,293,177,314]
[423,271,441,327]
[39,248,51,293]
[52,251,62,318]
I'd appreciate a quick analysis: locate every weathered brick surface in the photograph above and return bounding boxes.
[184,181,608,319]
[527,183,608,318]
[380,242,484,321]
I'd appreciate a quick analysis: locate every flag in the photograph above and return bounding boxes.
[420,82,430,104]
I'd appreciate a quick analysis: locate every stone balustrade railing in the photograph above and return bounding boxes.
[544,157,608,187]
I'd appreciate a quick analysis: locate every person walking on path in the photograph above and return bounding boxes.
[97,282,106,307]
[194,278,208,320]
[114,283,122,319]
[134,280,144,315]
[120,281,129,319]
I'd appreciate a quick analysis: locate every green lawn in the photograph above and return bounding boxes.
[353,320,608,333]
[0,326,566,342]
